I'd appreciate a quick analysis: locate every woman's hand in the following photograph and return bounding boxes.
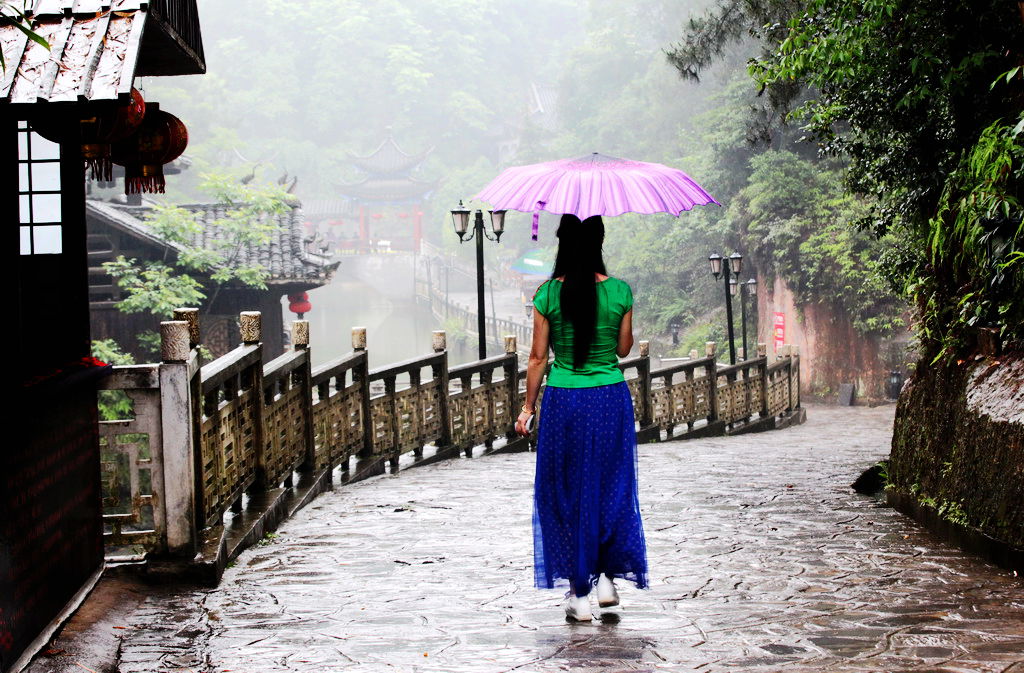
[515,409,534,437]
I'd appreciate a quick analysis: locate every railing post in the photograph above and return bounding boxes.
[689,348,698,360]
[293,320,317,470]
[758,342,770,419]
[159,320,198,556]
[241,311,268,491]
[174,307,200,350]
[782,344,794,412]
[791,344,801,409]
[353,327,373,458]
[504,335,518,441]
[173,307,204,531]
[433,330,452,448]
[705,341,719,426]
[638,340,653,429]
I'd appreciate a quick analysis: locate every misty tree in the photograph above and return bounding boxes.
[749,0,1023,359]
[104,174,292,355]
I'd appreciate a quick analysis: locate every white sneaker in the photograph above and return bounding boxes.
[564,594,592,621]
[596,574,619,607]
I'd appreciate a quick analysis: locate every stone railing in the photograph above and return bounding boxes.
[96,310,802,577]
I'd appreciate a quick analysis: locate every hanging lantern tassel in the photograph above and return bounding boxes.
[126,165,168,194]
[83,144,114,182]
[112,102,188,195]
[32,88,146,183]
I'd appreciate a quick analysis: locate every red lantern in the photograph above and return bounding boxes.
[111,102,188,194]
[288,292,312,315]
[32,88,146,181]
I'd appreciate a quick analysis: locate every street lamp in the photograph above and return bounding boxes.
[888,370,903,400]
[451,200,504,359]
[708,251,742,364]
[740,277,757,360]
[669,317,681,346]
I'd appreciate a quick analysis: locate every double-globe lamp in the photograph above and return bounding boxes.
[450,200,506,360]
[708,252,757,365]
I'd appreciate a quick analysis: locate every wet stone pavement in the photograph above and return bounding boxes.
[112,406,1024,672]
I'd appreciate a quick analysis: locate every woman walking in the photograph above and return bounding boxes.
[515,214,648,621]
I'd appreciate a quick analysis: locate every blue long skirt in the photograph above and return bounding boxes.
[533,381,648,596]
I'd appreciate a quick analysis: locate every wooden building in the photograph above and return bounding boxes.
[334,134,436,253]
[87,199,337,359]
[2,3,204,671]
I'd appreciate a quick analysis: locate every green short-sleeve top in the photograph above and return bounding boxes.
[533,277,633,388]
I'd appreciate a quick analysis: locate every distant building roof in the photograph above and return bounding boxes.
[527,82,560,132]
[300,199,358,220]
[336,177,437,204]
[349,134,434,176]
[86,199,338,286]
[1,0,204,105]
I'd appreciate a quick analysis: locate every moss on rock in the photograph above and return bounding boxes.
[889,352,1024,548]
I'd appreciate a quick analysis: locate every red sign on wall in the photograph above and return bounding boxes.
[773,312,786,351]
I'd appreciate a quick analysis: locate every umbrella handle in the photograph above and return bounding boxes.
[532,201,545,241]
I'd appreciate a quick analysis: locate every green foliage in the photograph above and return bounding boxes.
[747,0,1023,358]
[103,174,292,321]
[256,531,280,547]
[92,339,134,421]
[441,317,468,345]
[876,460,890,489]
[728,150,904,336]
[92,338,136,366]
[104,259,206,318]
[0,1,49,70]
[920,113,1024,357]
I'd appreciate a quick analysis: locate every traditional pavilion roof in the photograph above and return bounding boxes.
[0,0,204,105]
[527,82,560,132]
[336,177,437,204]
[86,199,338,286]
[348,135,434,177]
[339,133,436,204]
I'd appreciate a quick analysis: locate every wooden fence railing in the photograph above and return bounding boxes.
[96,309,802,571]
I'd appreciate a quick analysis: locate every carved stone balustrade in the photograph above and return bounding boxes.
[96,313,803,580]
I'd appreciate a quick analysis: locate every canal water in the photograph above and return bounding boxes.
[292,256,478,371]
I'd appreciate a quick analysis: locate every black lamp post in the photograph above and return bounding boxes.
[888,370,903,400]
[669,317,681,346]
[709,251,742,365]
[451,200,504,360]
[739,277,757,360]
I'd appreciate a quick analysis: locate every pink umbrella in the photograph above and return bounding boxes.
[474,152,719,239]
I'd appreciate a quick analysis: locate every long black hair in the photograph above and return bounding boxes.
[551,214,607,369]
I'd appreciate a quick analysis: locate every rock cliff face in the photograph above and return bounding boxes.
[889,352,1024,549]
[757,276,893,400]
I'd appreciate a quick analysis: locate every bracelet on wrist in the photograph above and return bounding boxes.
[521,405,535,415]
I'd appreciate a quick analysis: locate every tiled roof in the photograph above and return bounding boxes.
[348,135,433,176]
[2,2,145,104]
[527,82,560,132]
[1,0,204,104]
[87,199,338,286]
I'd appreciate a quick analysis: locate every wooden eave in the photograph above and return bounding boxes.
[0,0,204,106]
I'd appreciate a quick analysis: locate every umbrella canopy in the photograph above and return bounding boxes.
[475,152,719,221]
